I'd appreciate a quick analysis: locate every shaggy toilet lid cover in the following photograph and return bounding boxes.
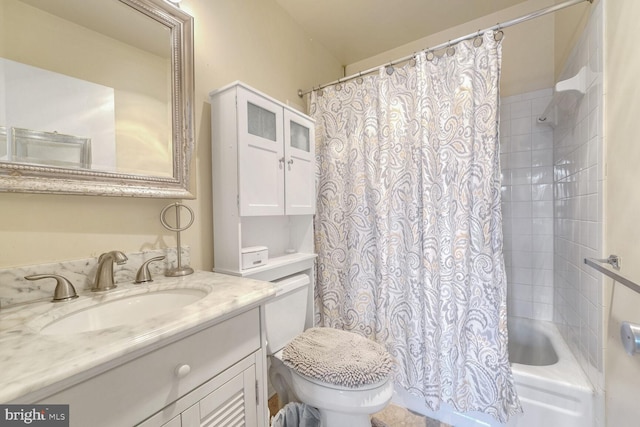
[282,327,395,388]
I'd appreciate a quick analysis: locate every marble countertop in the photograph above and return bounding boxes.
[0,271,275,403]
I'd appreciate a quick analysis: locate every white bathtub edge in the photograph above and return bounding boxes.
[391,318,595,427]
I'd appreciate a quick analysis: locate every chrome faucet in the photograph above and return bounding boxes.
[92,251,128,292]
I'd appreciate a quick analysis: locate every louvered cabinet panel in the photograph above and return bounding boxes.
[202,389,244,426]
[198,364,256,427]
[140,351,265,427]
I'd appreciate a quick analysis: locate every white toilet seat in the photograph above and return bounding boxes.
[289,367,394,427]
[270,330,395,427]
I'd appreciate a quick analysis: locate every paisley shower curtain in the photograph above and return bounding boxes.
[310,31,520,422]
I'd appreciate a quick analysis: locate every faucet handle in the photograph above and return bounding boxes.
[24,274,79,302]
[135,256,166,284]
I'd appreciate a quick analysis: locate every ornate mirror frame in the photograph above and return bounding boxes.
[0,0,195,198]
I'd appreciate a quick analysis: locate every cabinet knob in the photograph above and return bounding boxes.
[287,159,294,165]
[175,364,191,379]
[279,157,285,169]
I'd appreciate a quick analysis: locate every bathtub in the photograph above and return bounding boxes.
[506,317,594,427]
[391,317,594,427]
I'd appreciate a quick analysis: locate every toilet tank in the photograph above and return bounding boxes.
[265,273,310,355]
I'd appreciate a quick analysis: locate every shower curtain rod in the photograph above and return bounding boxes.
[298,0,593,97]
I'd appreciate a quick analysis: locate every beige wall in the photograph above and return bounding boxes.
[344,0,593,98]
[554,0,591,80]
[604,0,640,425]
[345,0,562,98]
[0,0,342,270]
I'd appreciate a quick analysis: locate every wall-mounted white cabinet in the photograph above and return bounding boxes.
[210,82,316,282]
[218,82,315,217]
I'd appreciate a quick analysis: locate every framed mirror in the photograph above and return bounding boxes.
[0,0,194,198]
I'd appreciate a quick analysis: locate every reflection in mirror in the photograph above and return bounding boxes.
[0,0,194,197]
[11,127,92,169]
[2,59,114,170]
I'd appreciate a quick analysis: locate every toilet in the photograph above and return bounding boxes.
[266,274,394,427]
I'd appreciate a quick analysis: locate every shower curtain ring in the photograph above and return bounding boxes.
[385,63,395,75]
[446,40,455,57]
[473,30,483,47]
[426,49,435,62]
[494,24,504,41]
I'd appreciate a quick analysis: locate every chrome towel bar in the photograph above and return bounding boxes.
[584,256,640,295]
[593,254,621,270]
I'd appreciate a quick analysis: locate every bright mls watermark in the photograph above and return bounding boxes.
[0,405,69,426]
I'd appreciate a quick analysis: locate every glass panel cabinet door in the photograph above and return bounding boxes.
[247,102,277,141]
[237,87,285,216]
[289,120,310,152]
[284,110,315,215]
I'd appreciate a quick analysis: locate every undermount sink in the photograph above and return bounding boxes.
[38,288,207,335]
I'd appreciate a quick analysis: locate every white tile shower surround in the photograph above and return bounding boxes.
[500,87,555,322]
[552,0,604,396]
[501,0,604,414]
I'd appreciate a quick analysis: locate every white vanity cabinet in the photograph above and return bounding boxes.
[211,82,315,217]
[210,82,317,292]
[139,350,262,427]
[35,307,268,427]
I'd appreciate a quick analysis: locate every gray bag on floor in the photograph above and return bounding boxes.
[271,402,320,427]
